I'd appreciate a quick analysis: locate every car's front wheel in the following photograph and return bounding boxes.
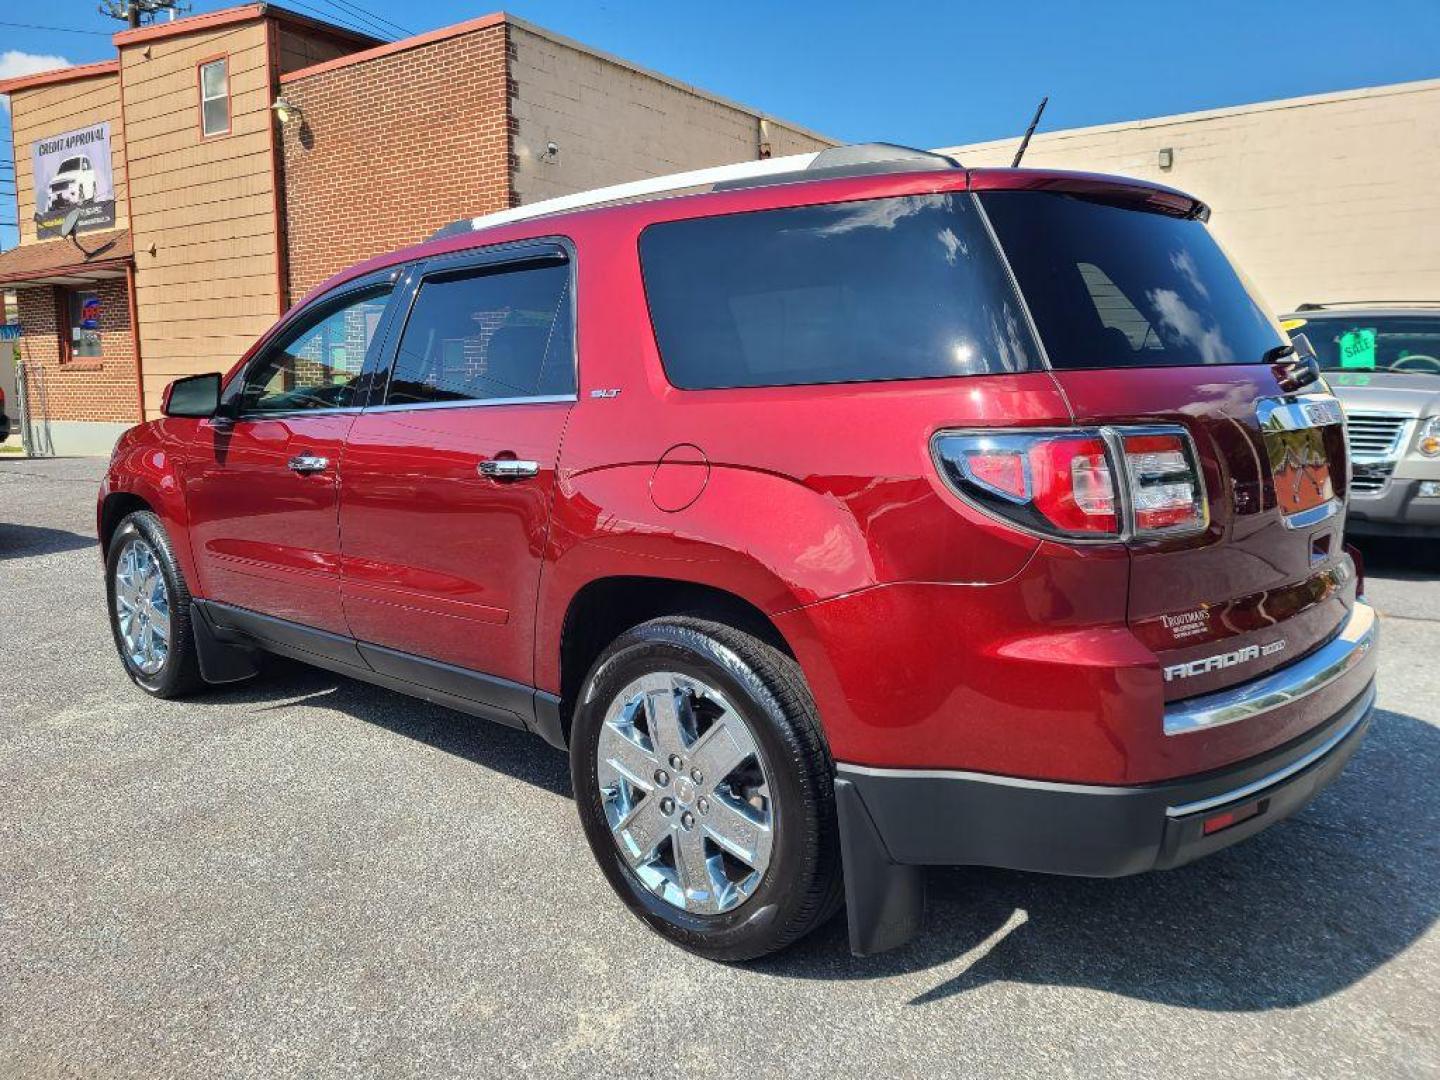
[571,617,843,960]
[106,511,204,698]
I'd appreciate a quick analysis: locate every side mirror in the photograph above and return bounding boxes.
[162,372,223,418]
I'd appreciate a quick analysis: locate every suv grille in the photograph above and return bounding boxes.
[1344,412,1410,458]
[1351,461,1396,495]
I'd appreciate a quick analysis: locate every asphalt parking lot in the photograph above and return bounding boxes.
[2,455,1437,1080]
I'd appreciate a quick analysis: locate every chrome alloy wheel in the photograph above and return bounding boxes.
[596,671,775,915]
[114,537,171,676]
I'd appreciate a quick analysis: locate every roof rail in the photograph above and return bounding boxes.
[1294,300,1440,311]
[427,143,962,241]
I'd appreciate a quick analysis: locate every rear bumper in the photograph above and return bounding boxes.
[837,679,1374,879]
[1347,478,1440,537]
[835,602,1378,954]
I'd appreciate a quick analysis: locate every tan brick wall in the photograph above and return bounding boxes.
[509,23,832,206]
[764,119,833,158]
[277,16,831,298]
[938,79,1440,313]
[8,72,128,247]
[278,24,513,300]
[15,279,140,424]
[121,18,285,417]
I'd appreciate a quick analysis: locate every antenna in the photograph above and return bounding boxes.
[1010,96,1049,168]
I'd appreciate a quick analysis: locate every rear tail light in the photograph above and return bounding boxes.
[1121,432,1206,536]
[933,425,1207,543]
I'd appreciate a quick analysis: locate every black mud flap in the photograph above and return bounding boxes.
[835,777,926,956]
[190,601,261,684]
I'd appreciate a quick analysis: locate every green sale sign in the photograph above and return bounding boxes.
[1338,327,1377,369]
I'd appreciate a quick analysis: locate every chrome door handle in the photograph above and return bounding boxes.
[287,454,329,475]
[478,458,540,479]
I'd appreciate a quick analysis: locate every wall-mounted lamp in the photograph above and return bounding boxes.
[1158,147,1174,170]
[541,140,560,164]
[272,96,303,125]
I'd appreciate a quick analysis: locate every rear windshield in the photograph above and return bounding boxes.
[979,191,1285,370]
[1291,315,1440,376]
[639,193,1036,390]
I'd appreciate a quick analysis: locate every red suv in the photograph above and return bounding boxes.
[99,144,1378,960]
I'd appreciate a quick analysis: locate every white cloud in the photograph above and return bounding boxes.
[1147,287,1234,364]
[0,50,75,114]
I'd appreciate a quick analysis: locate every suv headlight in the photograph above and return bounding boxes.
[1420,416,1440,457]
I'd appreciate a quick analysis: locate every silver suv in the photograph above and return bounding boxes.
[1283,302,1440,538]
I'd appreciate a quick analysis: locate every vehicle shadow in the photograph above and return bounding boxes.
[201,656,572,798]
[188,659,1437,1010]
[0,522,97,560]
[1349,535,1440,576]
[756,706,1439,1011]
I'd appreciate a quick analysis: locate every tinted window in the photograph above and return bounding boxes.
[1294,315,1440,376]
[385,260,574,405]
[238,287,391,414]
[639,194,1035,390]
[980,191,1285,369]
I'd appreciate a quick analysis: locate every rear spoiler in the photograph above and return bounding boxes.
[968,168,1211,222]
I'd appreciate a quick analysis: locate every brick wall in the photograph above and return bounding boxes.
[15,279,140,424]
[508,22,833,206]
[279,24,514,300]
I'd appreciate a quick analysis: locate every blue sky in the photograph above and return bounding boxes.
[3,0,1440,250]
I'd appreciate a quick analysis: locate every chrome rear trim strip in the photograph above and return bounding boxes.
[1281,497,1342,529]
[1166,682,1375,818]
[1163,600,1377,736]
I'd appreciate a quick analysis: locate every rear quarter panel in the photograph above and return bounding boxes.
[534,208,1072,694]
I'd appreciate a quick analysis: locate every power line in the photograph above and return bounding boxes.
[278,0,395,42]
[315,0,412,38]
[0,19,112,35]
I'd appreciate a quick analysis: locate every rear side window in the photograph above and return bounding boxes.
[639,193,1035,390]
[385,260,574,405]
[980,191,1284,369]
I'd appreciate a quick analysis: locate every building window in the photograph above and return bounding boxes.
[66,288,103,361]
[199,57,230,137]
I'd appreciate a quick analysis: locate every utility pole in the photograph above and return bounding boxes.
[97,0,192,29]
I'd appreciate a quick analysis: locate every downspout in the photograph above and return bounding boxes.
[117,46,144,421]
[125,260,144,424]
[264,17,291,315]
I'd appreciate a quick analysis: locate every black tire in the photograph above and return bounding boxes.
[105,510,205,698]
[571,617,843,961]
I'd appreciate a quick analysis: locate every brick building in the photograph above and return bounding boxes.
[0,5,831,454]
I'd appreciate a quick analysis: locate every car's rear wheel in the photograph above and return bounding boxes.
[106,511,204,698]
[571,617,842,960]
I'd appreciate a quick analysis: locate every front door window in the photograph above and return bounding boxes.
[236,287,392,414]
